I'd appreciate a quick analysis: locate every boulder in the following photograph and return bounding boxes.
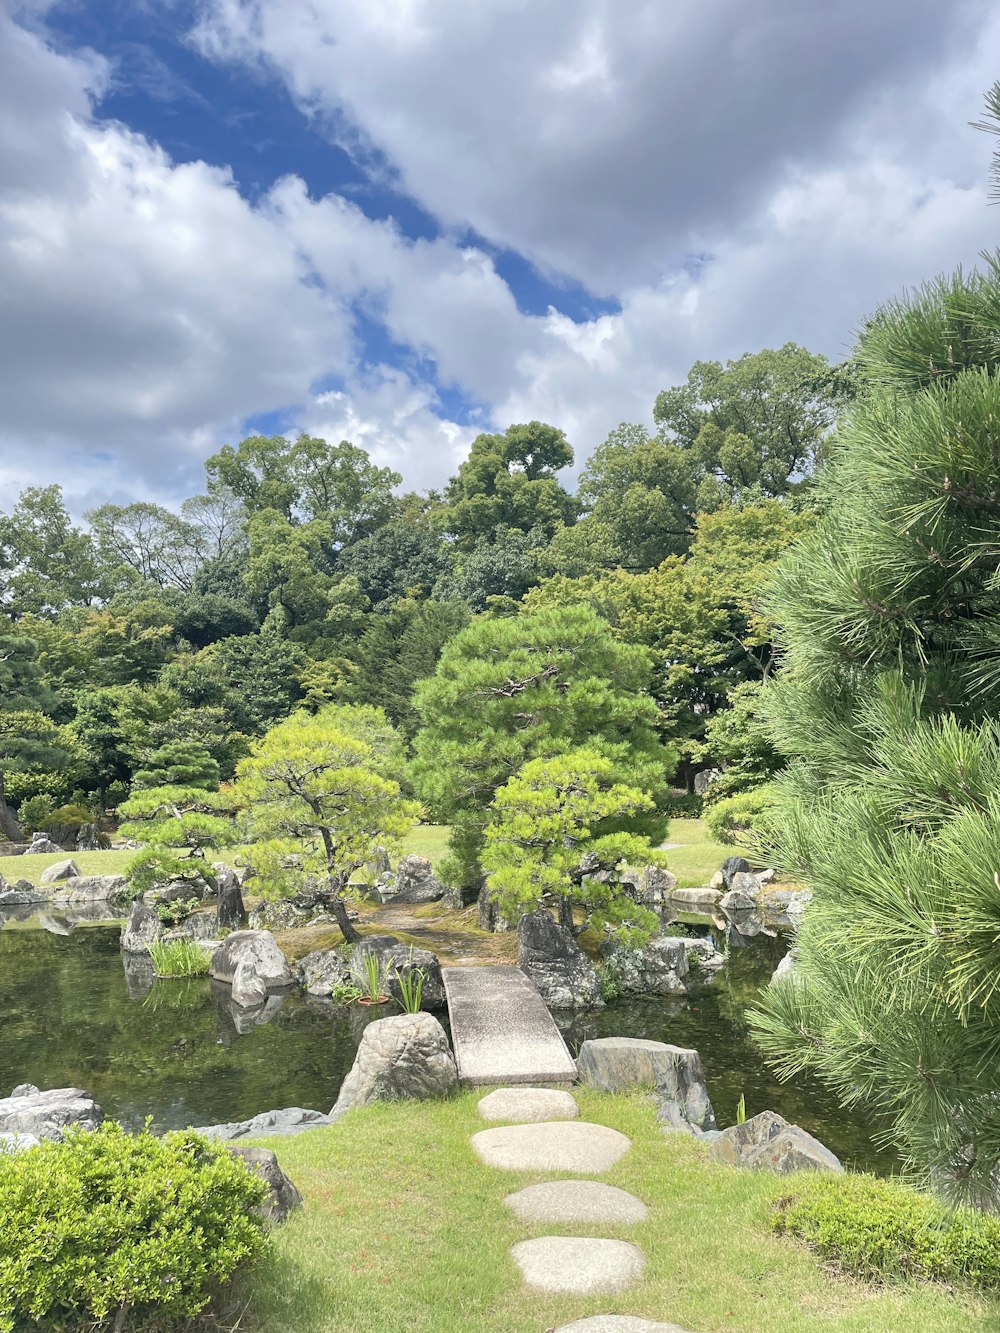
[350,934,446,1010]
[209,930,293,995]
[232,957,268,1007]
[50,875,130,905]
[621,865,677,923]
[192,1107,332,1140]
[730,871,762,898]
[0,1131,41,1154]
[577,1037,716,1132]
[164,907,219,943]
[600,935,722,998]
[0,887,47,906]
[720,855,751,889]
[39,858,80,884]
[719,888,757,915]
[214,863,247,930]
[376,854,444,904]
[248,898,314,931]
[770,949,800,986]
[298,947,354,998]
[710,1110,842,1173]
[694,767,721,796]
[28,833,62,854]
[709,870,725,890]
[144,877,211,906]
[478,881,512,932]
[517,908,603,1010]
[331,1013,457,1118]
[669,886,721,910]
[226,1145,302,1224]
[0,1085,103,1141]
[121,897,164,954]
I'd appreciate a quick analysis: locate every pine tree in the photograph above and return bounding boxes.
[0,633,68,840]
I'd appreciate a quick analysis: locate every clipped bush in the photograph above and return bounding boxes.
[704,784,777,845]
[0,1123,269,1332]
[773,1173,1000,1289]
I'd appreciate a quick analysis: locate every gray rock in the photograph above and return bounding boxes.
[209,930,293,992]
[577,1037,716,1132]
[720,855,751,888]
[710,1109,842,1173]
[517,907,603,1010]
[670,886,721,909]
[50,875,130,905]
[248,898,313,931]
[0,1131,41,1153]
[214,863,247,930]
[350,934,445,1010]
[0,1086,102,1140]
[472,1120,632,1173]
[144,877,211,905]
[730,871,762,898]
[39,858,80,884]
[477,1086,579,1123]
[164,907,218,943]
[121,897,163,955]
[194,1106,331,1140]
[719,888,757,914]
[377,853,444,904]
[622,864,677,923]
[331,1013,457,1118]
[505,1179,648,1225]
[709,870,725,890]
[11,1083,39,1097]
[298,947,353,998]
[770,949,800,986]
[600,935,722,998]
[509,1236,644,1294]
[28,833,63,854]
[232,956,268,1007]
[0,887,47,906]
[226,1144,302,1223]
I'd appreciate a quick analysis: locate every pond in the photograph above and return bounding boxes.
[0,909,890,1172]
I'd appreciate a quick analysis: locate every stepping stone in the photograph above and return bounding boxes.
[510,1236,644,1294]
[555,1320,693,1333]
[504,1179,648,1224]
[478,1086,578,1123]
[471,1121,631,1173]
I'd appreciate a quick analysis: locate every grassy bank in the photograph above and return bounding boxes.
[241,1089,993,1333]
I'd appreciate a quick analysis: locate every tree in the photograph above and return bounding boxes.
[749,258,1000,1205]
[0,633,68,839]
[118,780,237,892]
[0,486,101,616]
[132,741,221,792]
[432,525,545,611]
[234,706,419,942]
[411,604,675,885]
[336,518,450,610]
[482,750,666,940]
[87,503,203,592]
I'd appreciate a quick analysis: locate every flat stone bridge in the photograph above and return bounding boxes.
[441,965,578,1086]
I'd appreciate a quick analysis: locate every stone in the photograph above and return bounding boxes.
[770,949,799,985]
[578,1037,716,1132]
[121,897,163,955]
[28,833,62,854]
[720,855,751,889]
[144,877,211,905]
[298,947,353,998]
[509,1236,644,1294]
[517,907,603,1009]
[248,899,314,931]
[0,887,46,906]
[555,1320,693,1333]
[0,1131,41,1153]
[759,867,778,884]
[710,1109,843,1174]
[50,875,130,904]
[214,864,247,930]
[709,870,725,890]
[471,1120,631,1173]
[442,965,578,1085]
[39,858,80,884]
[670,887,721,909]
[209,930,293,992]
[377,853,444,904]
[477,1086,578,1122]
[600,936,688,998]
[164,907,219,943]
[226,1145,302,1224]
[192,1107,332,1140]
[730,871,762,898]
[505,1179,648,1225]
[350,934,446,1010]
[331,1013,457,1118]
[477,881,512,932]
[0,1086,102,1140]
[622,865,677,922]
[694,767,721,796]
[719,888,757,914]
[75,823,103,851]
[232,956,268,1007]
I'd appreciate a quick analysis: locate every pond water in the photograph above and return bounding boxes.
[0,910,890,1172]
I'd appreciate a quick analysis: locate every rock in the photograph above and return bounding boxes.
[225,1145,302,1224]
[0,1131,41,1154]
[622,865,677,923]
[232,957,268,1007]
[719,888,757,914]
[331,1013,457,1118]
[477,1087,579,1123]
[377,854,444,904]
[694,767,721,796]
[709,870,725,890]
[350,934,446,1011]
[472,1120,632,1173]
[670,886,721,909]
[164,907,219,943]
[600,935,722,999]
[759,867,778,884]
[509,1236,644,1294]
[50,875,130,905]
[144,877,211,905]
[730,871,762,898]
[214,864,247,930]
[770,949,799,986]
[577,1037,716,1132]
[720,855,751,889]
[0,887,47,906]
[555,1319,693,1333]
[710,1109,843,1173]
[75,822,104,851]
[39,858,80,884]
[121,897,164,955]
[477,881,512,932]
[517,908,603,1010]
[505,1180,648,1225]
[28,833,62,854]
[209,930,293,992]
[248,899,314,931]
[0,1086,103,1140]
[298,947,353,998]
[192,1107,332,1140]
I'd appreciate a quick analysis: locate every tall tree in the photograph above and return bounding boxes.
[0,486,101,616]
[87,503,203,592]
[0,634,68,839]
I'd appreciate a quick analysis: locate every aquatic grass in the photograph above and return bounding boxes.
[358,950,390,1003]
[147,938,212,978]
[396,950,425,1013]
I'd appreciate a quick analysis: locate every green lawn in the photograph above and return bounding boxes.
[240,1089,993,1333]
[661,817,735,888]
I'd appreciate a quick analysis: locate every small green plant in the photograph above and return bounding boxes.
[328,980,363,1005]
[686,947,701,972]
[147,938,212,978]
[359,950,390,1003]
[155,895,201,927]
[736,1093,747,1125]
[0,1122,269,1332]
[597,962,622,1004]
[396,949,426,1013]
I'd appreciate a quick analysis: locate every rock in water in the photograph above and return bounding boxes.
[0,1085,103,1140]
[214,863,247,930]
[209,930,293,992]
[191,1107,332,1140]
[39,858,80,884]
[297,947,353,997]
[517,907,603,1009]
[120,897,163,954]
[226,1145,302,1223]
[50,875,130,905]
[232,956,268,1007]
[331,1013,457,1118]
[577,1037,716,1132]
[720,856,751,889]
[710,1109,842,1173]
[770,949,799,986]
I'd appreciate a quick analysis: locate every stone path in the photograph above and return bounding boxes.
[442,966,577,1085]
[469,1083,696,1329]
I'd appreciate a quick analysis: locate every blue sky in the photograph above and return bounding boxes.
[1,0,998,510]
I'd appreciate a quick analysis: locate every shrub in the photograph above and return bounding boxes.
[155,895,202,927]
[0,1123,269,1332]
[773,1173,1000,1289]
[665,789,702,818]
[704,784,777,845]
[15,793,55,834]
[147,938,212,977]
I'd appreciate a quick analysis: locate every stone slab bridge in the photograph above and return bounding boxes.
[441,965,578,1086]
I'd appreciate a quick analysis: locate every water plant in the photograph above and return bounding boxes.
[147,938,212,978]
[358,950,390,1004]
[736,1092,747,1125]
[396,952,426,1014]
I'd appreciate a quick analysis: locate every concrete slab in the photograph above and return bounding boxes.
[471,1120,631,1173]
[505,1179,648,1224]
[510,1236,644,1293]
[555,1319,693,1333]
[442,965,577,1085]
[478,1086,579,1122]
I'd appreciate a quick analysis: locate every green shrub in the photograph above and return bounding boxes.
[147,938,212,977]
[155,895,202,926]
[666,789,703,818]
[773,1173,1000,1289]
[704,784,777,845]
[0,1123,269,1332]
[16,793,56,834]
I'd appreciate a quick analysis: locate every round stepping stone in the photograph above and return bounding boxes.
[478,1086,579,1123]
[471,1121,631,1173]
[510,1236,644,1294]
[504,1179,648,1224]
[555,1320,693,1333]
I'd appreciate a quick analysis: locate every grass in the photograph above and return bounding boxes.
[238,1090,995,1333]
[399,823,451,870]
[661,817,736,888]
[146,938,212,977]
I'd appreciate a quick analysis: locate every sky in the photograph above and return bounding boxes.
[1,0,999,514]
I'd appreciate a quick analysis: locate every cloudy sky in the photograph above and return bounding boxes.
[1,0,998,512]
